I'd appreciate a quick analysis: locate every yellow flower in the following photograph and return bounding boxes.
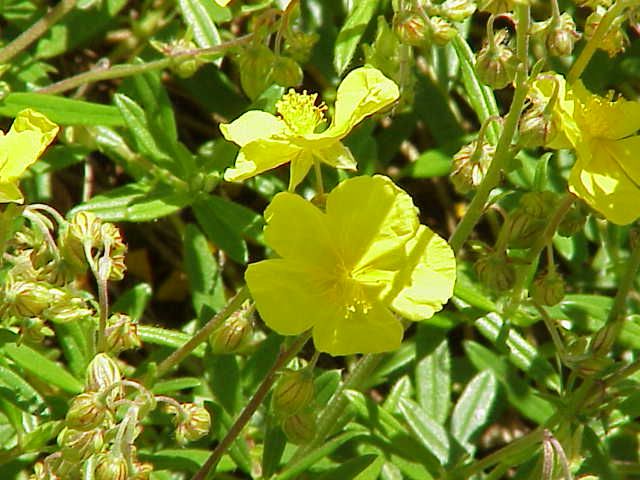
[245,175,456,356]
[0,109,59,204]
[220,67,400,190]
[532,75,640,225]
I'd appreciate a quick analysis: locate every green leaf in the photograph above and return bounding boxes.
[0,93,124,126]
[334,0,379,75]
[138,326,206,358]
[139,448,235,473]
[3,344,82,394]
[54,321,91,379]
[316,455,379,480]
[315,369,342,406]
[262,412,287,478]
[450,370,497,453]
[151,377,202,395]
[193,195,264,264]
[0,363,47,415]
[178,0,221,53]
[208,355,241,414]
[415,336,450,424]
[111,283,152,321]
[409,149,452,179]
[20,421,64,452]
[398,398,450,466]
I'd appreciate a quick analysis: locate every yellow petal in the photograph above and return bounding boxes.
[0,109,58,180]
[327,67,400,139]
[223,139,300,182]
[0,182,25,203]
[609,136,640,188]
[390,225,456,321]
[311,301,403,355]
[569,138,640,225]
[573,81,640,140]
[326,175,418,272]
[219,111,286,147]
[245,259,325,335]
[288,151,314,191]
[263,191,337,266]
[530,74,578,149]
[314,140,357,171]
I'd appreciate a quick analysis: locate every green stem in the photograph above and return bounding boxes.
[155,286,250,378]
[291,353,383,461]
[36,35,252,95]
[313,160,324,195]
[567,0,626,83]
[449,5,531,254]
[0,0,77,65]
[192,332,311,480]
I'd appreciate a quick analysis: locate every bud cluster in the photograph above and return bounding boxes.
[271,367,317,444]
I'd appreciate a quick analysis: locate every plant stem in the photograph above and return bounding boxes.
[567,0,627,83]
[291,353,383,462]
[155,286,250,378]
[449,5,531,254]
[0,0,77,65]
[192,332,311,480]
[37,35,252,95]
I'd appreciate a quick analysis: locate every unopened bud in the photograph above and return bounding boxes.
[478,0,516,14]
[44,293,93,324]
[100,223,127,281]
[558,203,587,237]
[95,453,128,480]
[585,7,628,57]
[429,17,457,46]
[130,462,153,480]
[509,209,546,249]
[272,369,315,417]
[86,353,122,394]
[3,280,53,317]
[451,141,495,194]
[546,13,580,57]
[66,392,106,430]
[172,403,211,445]
[531,271,565,306]
[476,31,518,89]
[68,211,103,250]
[105,313,141,353]
[474,252,516,291]
[271,56,303,88]
[58,427,104,462]
[394,10,428,46]
[209,307,253,354]
[282,412,317,445]
[438,0,476,22]
[284,31,319,64]
[518,105,557,148]
[238,45,276,100]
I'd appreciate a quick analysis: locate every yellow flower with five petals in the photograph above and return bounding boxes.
[245,175,456,356]
[531,75,640,225]
[220,66,400,191]
[0,109,59,204]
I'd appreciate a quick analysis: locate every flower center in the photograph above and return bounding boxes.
[276,89,326,135]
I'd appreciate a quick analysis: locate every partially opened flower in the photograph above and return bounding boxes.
[531,75,640,225]
[0,109,59,203]
[220,67,399,190]
[245,175,456,356]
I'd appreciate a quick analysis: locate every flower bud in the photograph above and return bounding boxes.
[478,0,515,14]
[3,280,53,317]
[100,223,127,281]
[585,7,628,57]
[20,317,54,343]
[271,56,303,88]
[474,252,516,291]
[284,31,319,64]
[531,271,565,306]
[429,17,457,46]
[546,13,580,57]
[558,204,587,237]
[508,209,546,249]
[105,313,141,353]
[272,369,315,417]
[58,427,104,462]
[67,211,103,250]
[394,10,428,46]
[281,412,316,445]
[518,105,557,148]
[130,462,153,480]
[475,32,518,89]
[438,0,476,22]
[44,292,93,324]
[66,392,106,430]
[209,307,253,354]
[86,353,122,394]
[237,44,276,100]
[451,141,495,194]
[172,403,211,445]
[95,453,128,480]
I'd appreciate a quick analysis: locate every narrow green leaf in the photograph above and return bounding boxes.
[0,93,124,126]
[415,338,450,424]
[184,224,225,316]
[0,364,47,415]
[3,344,82,394]
[111,283,152,321]
[334,0,379,75]
[316,455,379,480]
[20,421,64,452]
[410,149,452,179]
[208,355,241,414]
[178,0,221,51]
[138,326,206,358]
[54,321,91,379]
[262,413,287,478]
[315,369,342,406]
[398,398,450,466]
[383,375,412,414]
[139,448,235,473]
[152,377,202,395]
[450,370,497,452]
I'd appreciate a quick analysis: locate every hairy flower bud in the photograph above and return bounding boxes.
[238,44,277,100]
[474,252,516,291]
[3,280,53,317]
[271,56,303,88]
[518,105,557,148]
[437,0,476,22]
[509,192,557,248]
[94,453,128,480]
[284,31,319,64]
[476,31,518,89]
[105,313,141,353]
[66,392,106,430]
[129,462,153,480]
[546,13,580,57]
[44,292,93,324]
[429,17,457,46]
[272,369,315,417]
[209,307,253,354]
[86,353,122,395]
[281,412,316,445]
[451,141,495,194]
[478,0,516,14]
[531,271,565,306]
[394,10,428,46]
[558,204,587,237]
[585,7,628,57]
[58,428,104,462]
[172,403,211,445]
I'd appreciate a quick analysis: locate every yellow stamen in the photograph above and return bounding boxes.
[276,89,327,135]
